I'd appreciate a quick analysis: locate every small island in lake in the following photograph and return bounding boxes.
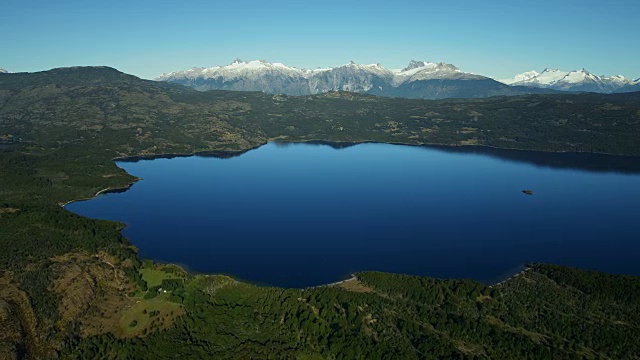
[522,189,534,195]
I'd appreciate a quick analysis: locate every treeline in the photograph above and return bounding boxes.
[0,204,134,271]
[236,91,640,156]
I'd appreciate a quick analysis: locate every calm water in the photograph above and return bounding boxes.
[66,142,640,288]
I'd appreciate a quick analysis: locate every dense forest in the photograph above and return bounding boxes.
[2,67,640,359]
[57,264,640,359]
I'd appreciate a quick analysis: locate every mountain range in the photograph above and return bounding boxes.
[157,60,639,99]
[156,59,558,100]
[499,68,638,93]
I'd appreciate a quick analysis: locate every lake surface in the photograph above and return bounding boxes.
[66,142,640,288]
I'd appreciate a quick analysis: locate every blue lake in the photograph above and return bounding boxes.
[66,142,640,288]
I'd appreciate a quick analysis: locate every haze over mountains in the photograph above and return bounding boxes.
[499,68,639,93]
[156,60,639,99]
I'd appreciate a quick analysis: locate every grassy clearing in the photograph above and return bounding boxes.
[117,295,183,337]
[140,268,182,288]
[336,278,374,293]
[110,264,187,337]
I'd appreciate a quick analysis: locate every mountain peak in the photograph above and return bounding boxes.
[503,68,569,86]
[403,60,429,71]
[49,66,124,74]
[435,62,459,72]
[0,68,8,74]
[400,60,460,74]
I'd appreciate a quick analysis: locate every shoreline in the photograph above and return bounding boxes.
[59,144,263,208]
[59,179,140,208]
[490,267,532,288]
[56,140,637,290]
[302,275,358,291]
[60,136,640,209]
[304,267,534,291]
[275,138,640,158]
[111,143,265,163]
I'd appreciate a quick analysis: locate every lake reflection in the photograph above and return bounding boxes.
[66,142,640,287]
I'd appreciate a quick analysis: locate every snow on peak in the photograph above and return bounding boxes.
[602,74,633,85]
[394,60,460,77]
[155,59,483,93]
[155,59,309,82]
[0,68,8,74]
[227,59,273,70]
[342,61,384,69]
[500,67,635,93]
[520,70,539,78]
[400,60,458,72]
[403,60,431,71]
[503,68,568,86]
[169,59,466,76]
[559,69,598,84]
[498,70,539,84]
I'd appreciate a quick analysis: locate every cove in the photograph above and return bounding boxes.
[66,142,640,288]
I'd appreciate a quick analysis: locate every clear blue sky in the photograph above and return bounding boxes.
[2,0,638,80]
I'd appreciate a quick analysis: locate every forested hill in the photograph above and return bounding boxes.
[57,263,640,359]
[2,67,640,359]
[2,66,640,159]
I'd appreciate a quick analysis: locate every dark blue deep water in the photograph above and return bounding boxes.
[66,142,640,288]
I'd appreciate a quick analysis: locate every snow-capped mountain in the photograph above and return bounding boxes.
[156,59,552,99]
[498,70,541,84]
[500,68,635,93]
[157,59,311,94]
[156,59,472,94]
[0,68,8,74]
[305,61,394,94]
